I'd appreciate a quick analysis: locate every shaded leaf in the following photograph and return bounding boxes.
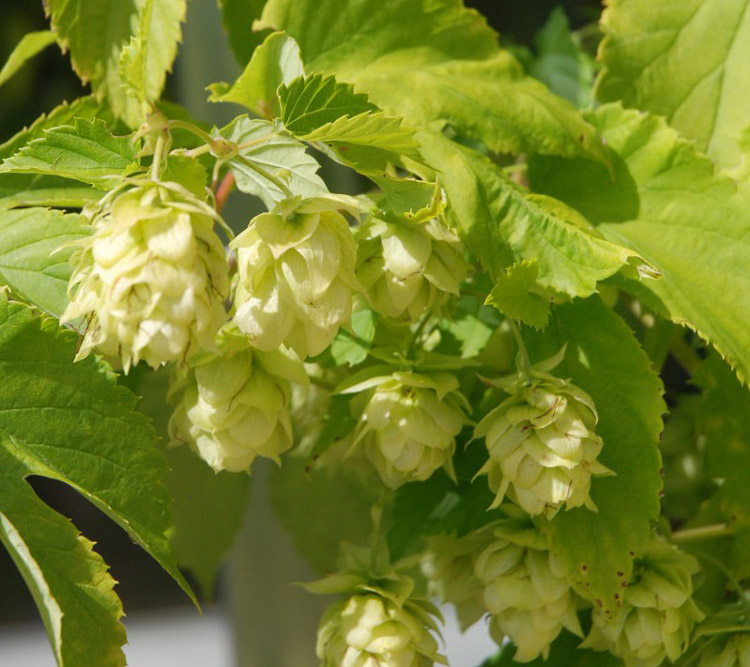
[0,31,58,88]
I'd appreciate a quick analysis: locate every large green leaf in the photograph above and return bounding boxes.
[0,119,138,188]
[416,131,647,310]
[218,0,271,66]
[0,301,193,602]
[257,0,607,162]
[0,208,90,317]
[524,297,665,617]
[209,31,304,119]
[693,355,750,524]
[596,0,750,170]
[0,96,111,162]
[220,115,326,208]
[529,104,750,385]
[45,0,185,126]
[0,31,58,88]
[0,174,103,210]
[0,440,126,667]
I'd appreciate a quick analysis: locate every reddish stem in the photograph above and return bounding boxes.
[215,171,236,213]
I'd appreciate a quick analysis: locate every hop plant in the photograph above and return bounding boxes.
[473,519,582,662]
[474,347,612,517]
[304,543,446,667]
[698,634,750,667]
[168,325,307,472]
[341,370,471,488]
[583,539,705,667]
[356,216,467,322]
[61,181,229,370]
[231,194,361,359]
[420,532,493,631]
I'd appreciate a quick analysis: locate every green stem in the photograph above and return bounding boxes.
[507,318,532,378]
[670,335,702,376]
[237,133,277,151]
[167,119,216,146]
[235,155,295,199]
[150,133,167,181]
[405,312,432,360]
[671,523,734,543]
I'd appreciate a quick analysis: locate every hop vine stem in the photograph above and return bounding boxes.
[671,523,735,543]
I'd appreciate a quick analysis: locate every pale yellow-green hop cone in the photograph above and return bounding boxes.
[340,370,471,488]
[231,194,361,359]
[473,519,582,662]
[583,538,705,667]
[699,634,750,667]
[304,544,446,667]
[421,531,494,631]
[168,325,307,472]
[474,347,613,518]
[356,216,467,322]
[61,181,229,371]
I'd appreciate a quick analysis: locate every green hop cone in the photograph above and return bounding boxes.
[168,326,307,472]
[698,634,750,667]
[231,194,361,359]
[473,519,582,662]
[474,347,612,517]
[341,370,471,488]
[421,532,493,631]
[62,181,229,370]
[305,544,446,667]
[356,216,467,322]
[583,539,705,667]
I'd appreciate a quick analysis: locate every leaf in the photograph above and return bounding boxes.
[486,260,550,330]
[0,96,112,162]
[209,31,304,120]
[693,354,750,524]
[0,174,103,210]
[0,301,194,603]
[436,293,502,359]
[0,30,58,88]
[529,104,750,385]
[45,0,185,126]
[416,130,647,298]
[327,308,377,367]
[279,73,376,134]
[0,439,126,667]
[0,119,138,188]
[220,115,326,208]
[369,176,444,224]
[218,0,271,66]
[165,447,250,598]
[596,0,750,170]
[523,297,665,617]
[0,208,91,317]
[529,7,596,109]
[257,0,608,163]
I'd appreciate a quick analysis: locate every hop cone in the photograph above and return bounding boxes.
[305,544,446,667]
[231,195,361,359]
[356,217,467,322]
[473,519,582,662]
[168,326,307,472]
[62,181,229,370]
[699,634,750,667]
[421,532,493,631]
[474,347,612,517]
[583,539,705,667]
[343,371,471,488]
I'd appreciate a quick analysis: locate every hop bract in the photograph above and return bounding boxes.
[473,519,582,662]
[305,545,446,667]
[583,539,704,667]
[342,370,471,488]
[421,532,493,631]
[698,634,750,667]
[168,326,306,472]
[474,347,612,517]
[231,194,361,359]
[356,216,467,322]
[62,181,229,370]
